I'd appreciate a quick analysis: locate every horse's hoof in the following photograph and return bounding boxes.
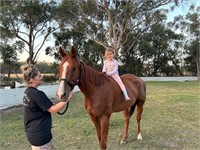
[120,140,126,144]
[137,132,142,140]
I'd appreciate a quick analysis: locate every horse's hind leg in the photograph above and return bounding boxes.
[136,102,144,140]
[120,109,130,144]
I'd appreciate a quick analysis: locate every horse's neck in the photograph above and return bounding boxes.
[79,63,104,94]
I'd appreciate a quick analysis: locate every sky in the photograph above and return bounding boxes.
[165,1,195,22]
[18,1,200,63]
[18,43,55,63]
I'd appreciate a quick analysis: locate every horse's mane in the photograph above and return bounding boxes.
[82,62,107,86]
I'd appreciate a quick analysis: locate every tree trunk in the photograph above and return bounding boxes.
[197,53,200,81]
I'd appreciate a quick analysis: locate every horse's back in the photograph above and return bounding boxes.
[121,74,146,102]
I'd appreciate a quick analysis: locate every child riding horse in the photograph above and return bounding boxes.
[56,46,146,150]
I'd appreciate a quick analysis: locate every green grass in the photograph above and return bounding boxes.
[0,81,199,150]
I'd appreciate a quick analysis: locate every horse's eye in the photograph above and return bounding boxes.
[71,68,76,75]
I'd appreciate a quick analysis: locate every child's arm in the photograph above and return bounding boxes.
[102,60,107,73]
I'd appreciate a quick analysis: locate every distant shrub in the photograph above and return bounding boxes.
[43,75,58,83]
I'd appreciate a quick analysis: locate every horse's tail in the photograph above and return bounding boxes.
[130,101,137,116]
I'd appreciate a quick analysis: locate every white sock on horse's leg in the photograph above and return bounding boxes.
[137,132,142,140]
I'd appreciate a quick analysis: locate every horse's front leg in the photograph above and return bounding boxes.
[84,101,102,144]
[99,115,110,150]
[89,115,101,143]
[120,109,130,144]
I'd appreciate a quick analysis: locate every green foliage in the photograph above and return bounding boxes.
[184,39,199,75]
[0,44,18,65]
[53,0,195,76]
[0,0,198,77]
[57,0,178,51]
[42,75,58,83]
[120,49,144,76]
[168,4,200,78]
[0,0,59,64]
[0,42,21,77]
[137,24,183,76]
[49,29,105,70]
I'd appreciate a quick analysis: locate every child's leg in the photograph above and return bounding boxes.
[111,74,126,91]
[112,74,126,91]
[111,74,130,100]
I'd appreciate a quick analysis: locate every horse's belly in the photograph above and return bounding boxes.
[85,102,112,117]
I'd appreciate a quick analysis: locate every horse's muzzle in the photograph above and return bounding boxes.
[57,80,72,101]
[56,91,69,101]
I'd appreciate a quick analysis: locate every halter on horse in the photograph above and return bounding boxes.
[56,46,146,150]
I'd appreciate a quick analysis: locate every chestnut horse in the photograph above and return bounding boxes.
[56,46,146,150]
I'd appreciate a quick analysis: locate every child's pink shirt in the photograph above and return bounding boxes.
[102,59,119,76]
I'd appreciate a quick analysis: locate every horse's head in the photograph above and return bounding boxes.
[56,46,81,101]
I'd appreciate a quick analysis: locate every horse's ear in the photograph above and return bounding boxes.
[59,47,66,58]
[71,46,77,58]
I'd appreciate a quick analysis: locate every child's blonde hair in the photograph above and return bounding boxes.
[104,48,115,58]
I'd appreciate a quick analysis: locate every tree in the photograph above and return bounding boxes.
[46,28,105,70]
[0,41,24,77]
[184,39,199,76]
[0,13,24,77]
[169,4,200,79]
[138,24,183,76]
[56,0,188,55]
[49,0,189,73]
[0,0,59,64]
[185,7,200,79]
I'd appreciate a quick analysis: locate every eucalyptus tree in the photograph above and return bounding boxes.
[138,24,183,76]
[184,40,199,76]
[0,40,24,77]
[0,12,24,77]
[168,4,200,79]
[56,0,189,54]
[184,6,200,79]
[46,28,105,71]
[0,0,59,64]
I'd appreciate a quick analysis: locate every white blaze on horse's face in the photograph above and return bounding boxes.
[57,61,69,100]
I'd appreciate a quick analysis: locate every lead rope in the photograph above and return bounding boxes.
[57,101,69,115]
